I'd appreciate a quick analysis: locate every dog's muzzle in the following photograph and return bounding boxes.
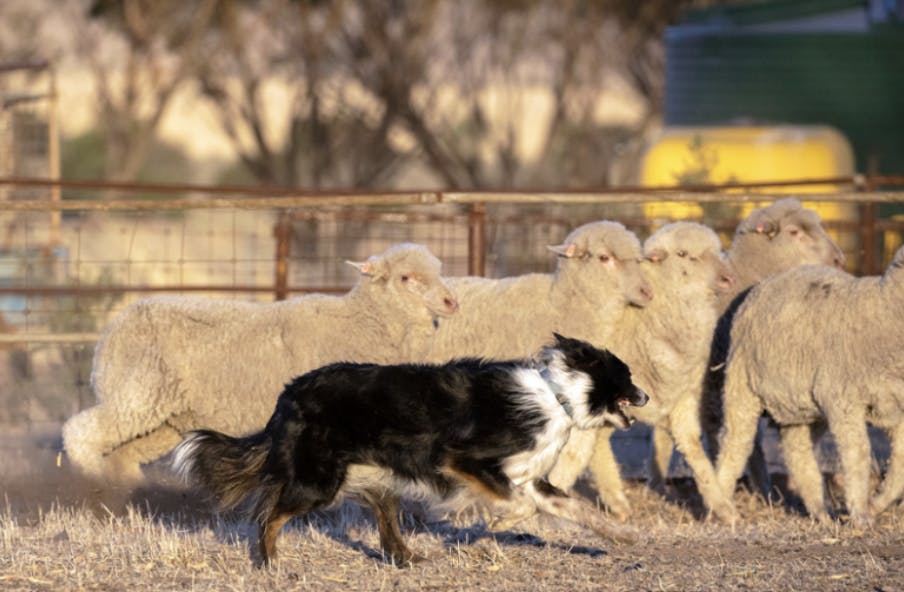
[616,387,649,425]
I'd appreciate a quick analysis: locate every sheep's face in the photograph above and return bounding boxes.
[644,223,734,297]
[736,201,846,272]
[550,222,653,308]
[348,244,459,322]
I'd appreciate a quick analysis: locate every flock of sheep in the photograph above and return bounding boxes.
[62,197,904,529]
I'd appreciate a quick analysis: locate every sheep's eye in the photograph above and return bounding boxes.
[788,228,800,237]
[400,275,410,282]
[676,249,688,258]
[598,254,611,263]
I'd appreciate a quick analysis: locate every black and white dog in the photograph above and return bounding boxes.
[173,334,648,567]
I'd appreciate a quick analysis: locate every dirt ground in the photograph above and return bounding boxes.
[1,430,903,592]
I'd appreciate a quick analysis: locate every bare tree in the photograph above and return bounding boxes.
[75,0,221,184]
[196,0,406,188]
[343,0,652,189]
[193,0,708,190]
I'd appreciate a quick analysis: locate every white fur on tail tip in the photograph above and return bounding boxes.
[171,433,203,484]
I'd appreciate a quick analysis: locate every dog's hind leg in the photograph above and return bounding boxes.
[525,479,637,544]
[257,510,294,567]
[251,484,296,567]
[359,489,421,567]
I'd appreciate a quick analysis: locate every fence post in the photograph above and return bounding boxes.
[858,201,878,275]
[468,202,486,277]
[858,159,879,275]
[273,212,292,301]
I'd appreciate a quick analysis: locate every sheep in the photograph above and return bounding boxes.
[714,245,904,527]
[61,243,459,485]
[546,222,739,521]
[656,199,846,498]
[425,220,653,363]
[720,198,846,311]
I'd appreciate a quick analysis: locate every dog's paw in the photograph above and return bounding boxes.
[389,551,428,568]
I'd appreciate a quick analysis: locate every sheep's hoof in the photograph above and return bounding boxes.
[846,512,873,531]
[599,495,632,521]
[711,502,739,528]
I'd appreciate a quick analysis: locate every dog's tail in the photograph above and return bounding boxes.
[172,429,272,512]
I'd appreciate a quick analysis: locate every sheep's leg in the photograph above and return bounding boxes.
[779,424,831,523]
[871,422,904,516]
[104,424,183,482]
[63,397,186,485]
[649,425,674,492]
[744,422,774,499]
[586,426,632,519]
[360,489,420,566]
[62,405,120,480]
[486,486,539,532]
[524,479,637,544]
[547,427,596,493]
[715,373,764,503]
[668,395,738,524]
[824,404,872,528]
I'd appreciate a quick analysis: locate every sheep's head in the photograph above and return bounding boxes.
[644,222,735,297]
[347,243,459,324]
[731,198,846,282]
[549,221,653,307]
[885,245,904,282]
[892,245,904,269]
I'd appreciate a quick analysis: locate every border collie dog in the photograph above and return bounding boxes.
[173,334,648,567]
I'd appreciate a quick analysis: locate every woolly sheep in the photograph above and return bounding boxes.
[657,199,846,497]
[425,220,653,363]
[62,243,459,484]
[715,245,904,527]
[546,222,738,521]
[719,198,846,312]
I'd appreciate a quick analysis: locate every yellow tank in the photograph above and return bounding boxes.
[638,125,856,223]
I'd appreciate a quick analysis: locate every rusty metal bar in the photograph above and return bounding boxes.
[0,285,347,296]
[858,202,879,276]
[273,212,293,301]
[3,174,904,196]
[468,202,486,277]
[0,333,99,344]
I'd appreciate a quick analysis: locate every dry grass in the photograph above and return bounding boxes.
[2,432,903,592]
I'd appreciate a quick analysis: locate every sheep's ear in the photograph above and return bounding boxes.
[547,243,577,258]
[346,257,389,279]
[646,248,668,263]
[892,246,904,268]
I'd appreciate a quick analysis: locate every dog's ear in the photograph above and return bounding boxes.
[553,333,581,351]
[346,255,389,279]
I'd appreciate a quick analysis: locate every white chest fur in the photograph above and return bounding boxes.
[501,368,577,486]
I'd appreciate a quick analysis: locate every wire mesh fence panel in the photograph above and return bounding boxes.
[1,189,903,481]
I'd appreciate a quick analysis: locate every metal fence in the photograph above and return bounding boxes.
[1,177,903,438]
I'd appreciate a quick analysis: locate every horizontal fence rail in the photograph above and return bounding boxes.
[1,174,902,431]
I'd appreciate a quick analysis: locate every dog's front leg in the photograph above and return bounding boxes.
[526,479,638,544]
[359,489,422,567]
[486,487,538,532]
